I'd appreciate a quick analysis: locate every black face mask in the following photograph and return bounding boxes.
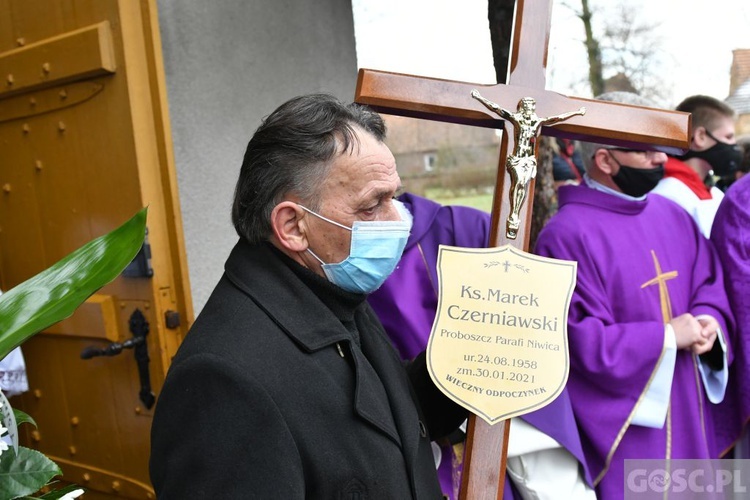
[609,152,665,197]
[680,130,743,179]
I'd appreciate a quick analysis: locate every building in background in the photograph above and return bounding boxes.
[727,48,750,135]
[383,115,500,197]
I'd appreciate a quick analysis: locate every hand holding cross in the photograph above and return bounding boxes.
[471,90,586,238]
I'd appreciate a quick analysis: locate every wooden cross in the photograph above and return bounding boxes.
[354,1,691,498]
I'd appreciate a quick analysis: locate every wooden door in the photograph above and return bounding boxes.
[0,1,192,498]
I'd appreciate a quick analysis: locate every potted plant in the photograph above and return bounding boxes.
[0,209,147,499]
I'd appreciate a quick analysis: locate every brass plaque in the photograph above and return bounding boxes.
[427,245,577,424]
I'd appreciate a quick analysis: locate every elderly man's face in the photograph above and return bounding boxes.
[304,127,401,268]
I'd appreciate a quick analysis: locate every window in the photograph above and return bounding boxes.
[424,153,437,172]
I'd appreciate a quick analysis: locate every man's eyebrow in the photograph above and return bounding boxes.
[358,187,400,209]
[378,185,402,198]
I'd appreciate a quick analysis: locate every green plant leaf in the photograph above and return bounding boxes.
[12,410,35,429]
[1,391,19,454]
[0,446,62,499]
[0,208,147,360]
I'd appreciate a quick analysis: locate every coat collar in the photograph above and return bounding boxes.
[224,240,353,351]
[224,239,410,448]
[664,156,713,200]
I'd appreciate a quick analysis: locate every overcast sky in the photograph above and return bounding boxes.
[352,0,750,108]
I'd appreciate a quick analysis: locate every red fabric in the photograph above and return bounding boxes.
[664,157,713,200]
[562,140,581,180]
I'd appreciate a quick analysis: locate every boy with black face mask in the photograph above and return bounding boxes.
[651,95,742,237]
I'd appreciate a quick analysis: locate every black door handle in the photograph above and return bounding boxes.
[80,308,155,409]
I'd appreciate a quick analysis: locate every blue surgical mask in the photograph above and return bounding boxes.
[299,200,412,294]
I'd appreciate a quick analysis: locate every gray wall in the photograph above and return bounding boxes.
[157,0,358,313]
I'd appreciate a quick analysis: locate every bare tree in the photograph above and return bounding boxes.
[567,0,668,104]
[580,0,605,96]
[529,136,557,251]
[599,3,668,103]
[487,0,514,84]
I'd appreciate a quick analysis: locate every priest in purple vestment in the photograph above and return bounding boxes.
[711,174,750,456]
[534,92,736,499]
[368,192,593,500]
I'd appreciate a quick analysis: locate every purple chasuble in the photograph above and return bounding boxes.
[711,174,750,456]
[534,184,735,500]
[368,192,591,499]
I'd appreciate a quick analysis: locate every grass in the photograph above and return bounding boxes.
[424,189,494,213]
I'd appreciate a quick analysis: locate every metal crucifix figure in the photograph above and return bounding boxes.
[471,90,586,239]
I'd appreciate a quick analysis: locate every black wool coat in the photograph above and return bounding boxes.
[150,240,466,499]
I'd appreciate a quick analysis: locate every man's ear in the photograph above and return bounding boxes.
[692,126,710,150]
[593,149,617,175]
[270,201,309,252]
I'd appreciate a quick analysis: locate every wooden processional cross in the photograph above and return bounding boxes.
[354,1,691,498]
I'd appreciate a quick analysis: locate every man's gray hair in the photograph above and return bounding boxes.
[579,92,659,172]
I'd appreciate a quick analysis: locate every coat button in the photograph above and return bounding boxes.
[418,420,427,438]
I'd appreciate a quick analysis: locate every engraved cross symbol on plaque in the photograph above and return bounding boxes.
[354,0,691,497]
[503,260,511,272]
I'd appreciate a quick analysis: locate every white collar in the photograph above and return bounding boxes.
[583,174,647,201]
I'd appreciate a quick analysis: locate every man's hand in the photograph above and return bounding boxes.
[670,313,717,355]
[693,316,719,355]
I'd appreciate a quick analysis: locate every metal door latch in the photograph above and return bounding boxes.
[80,308,156,409]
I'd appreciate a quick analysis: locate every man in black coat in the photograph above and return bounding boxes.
[149,94,467,498]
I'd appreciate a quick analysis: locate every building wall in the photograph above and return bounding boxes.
[737,114,750,136]
[157,0,358,313]
[728,50,750,137]
[730,49,750,94]
[383,115,501,195]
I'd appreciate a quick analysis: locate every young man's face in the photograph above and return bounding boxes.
[689,115,739,179]
[701,116,737,150]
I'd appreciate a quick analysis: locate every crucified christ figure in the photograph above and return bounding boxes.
[471,90,586,239]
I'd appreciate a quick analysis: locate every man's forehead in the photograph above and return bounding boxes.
[711,116,736,132]
[600,145,643,153]
[600,145,666,153]
[321,149,399,201]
